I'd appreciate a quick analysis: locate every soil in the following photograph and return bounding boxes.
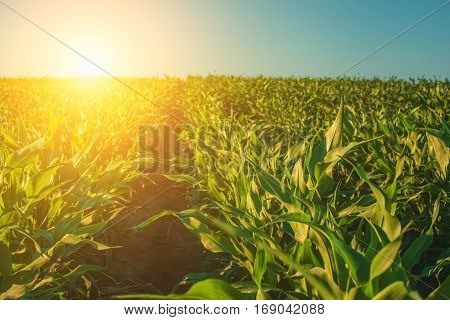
[90,174,207,297]
[83,114,209,298]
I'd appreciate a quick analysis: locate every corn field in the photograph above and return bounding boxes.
[0,77,449,299]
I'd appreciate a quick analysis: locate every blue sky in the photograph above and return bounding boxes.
[0,0,449,78]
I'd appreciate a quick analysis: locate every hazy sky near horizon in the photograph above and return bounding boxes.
[0,0,449,78]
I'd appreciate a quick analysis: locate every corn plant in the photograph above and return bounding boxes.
[137,77,449,300]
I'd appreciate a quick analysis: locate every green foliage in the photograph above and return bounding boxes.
[0,79,143,299]
[139,77,449,300]
[1,77,449,300]
[118,279,245,300]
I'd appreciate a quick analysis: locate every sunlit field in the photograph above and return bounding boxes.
[0,77,448,300]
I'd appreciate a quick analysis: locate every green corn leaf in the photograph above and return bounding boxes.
[253,163,294,204]
[427,133,449,179]
[117,279,245,300]
[164,174,199,185]
[324,231,370,285]
[310,267,343,299]
[370,237,402,280]
[133,211,174,230]
[402,234,433,272]
[4,138,45,169]
[325,103,344,151]
[372,281,409,300]
[252,249,267,288]
[63,264,104,280]
[428,275,450,300]
[25,165,60,197]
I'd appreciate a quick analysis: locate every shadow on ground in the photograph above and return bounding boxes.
[89,175,207,297]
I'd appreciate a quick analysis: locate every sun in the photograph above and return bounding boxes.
[77,60,105,77]
[67,38,116,77]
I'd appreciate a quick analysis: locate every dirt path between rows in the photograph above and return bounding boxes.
[90,115,208,297]
[91,175,206,297]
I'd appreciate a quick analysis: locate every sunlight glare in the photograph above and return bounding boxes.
[77,60,104,77]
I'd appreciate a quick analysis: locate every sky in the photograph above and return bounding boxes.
[0,0,449,78]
